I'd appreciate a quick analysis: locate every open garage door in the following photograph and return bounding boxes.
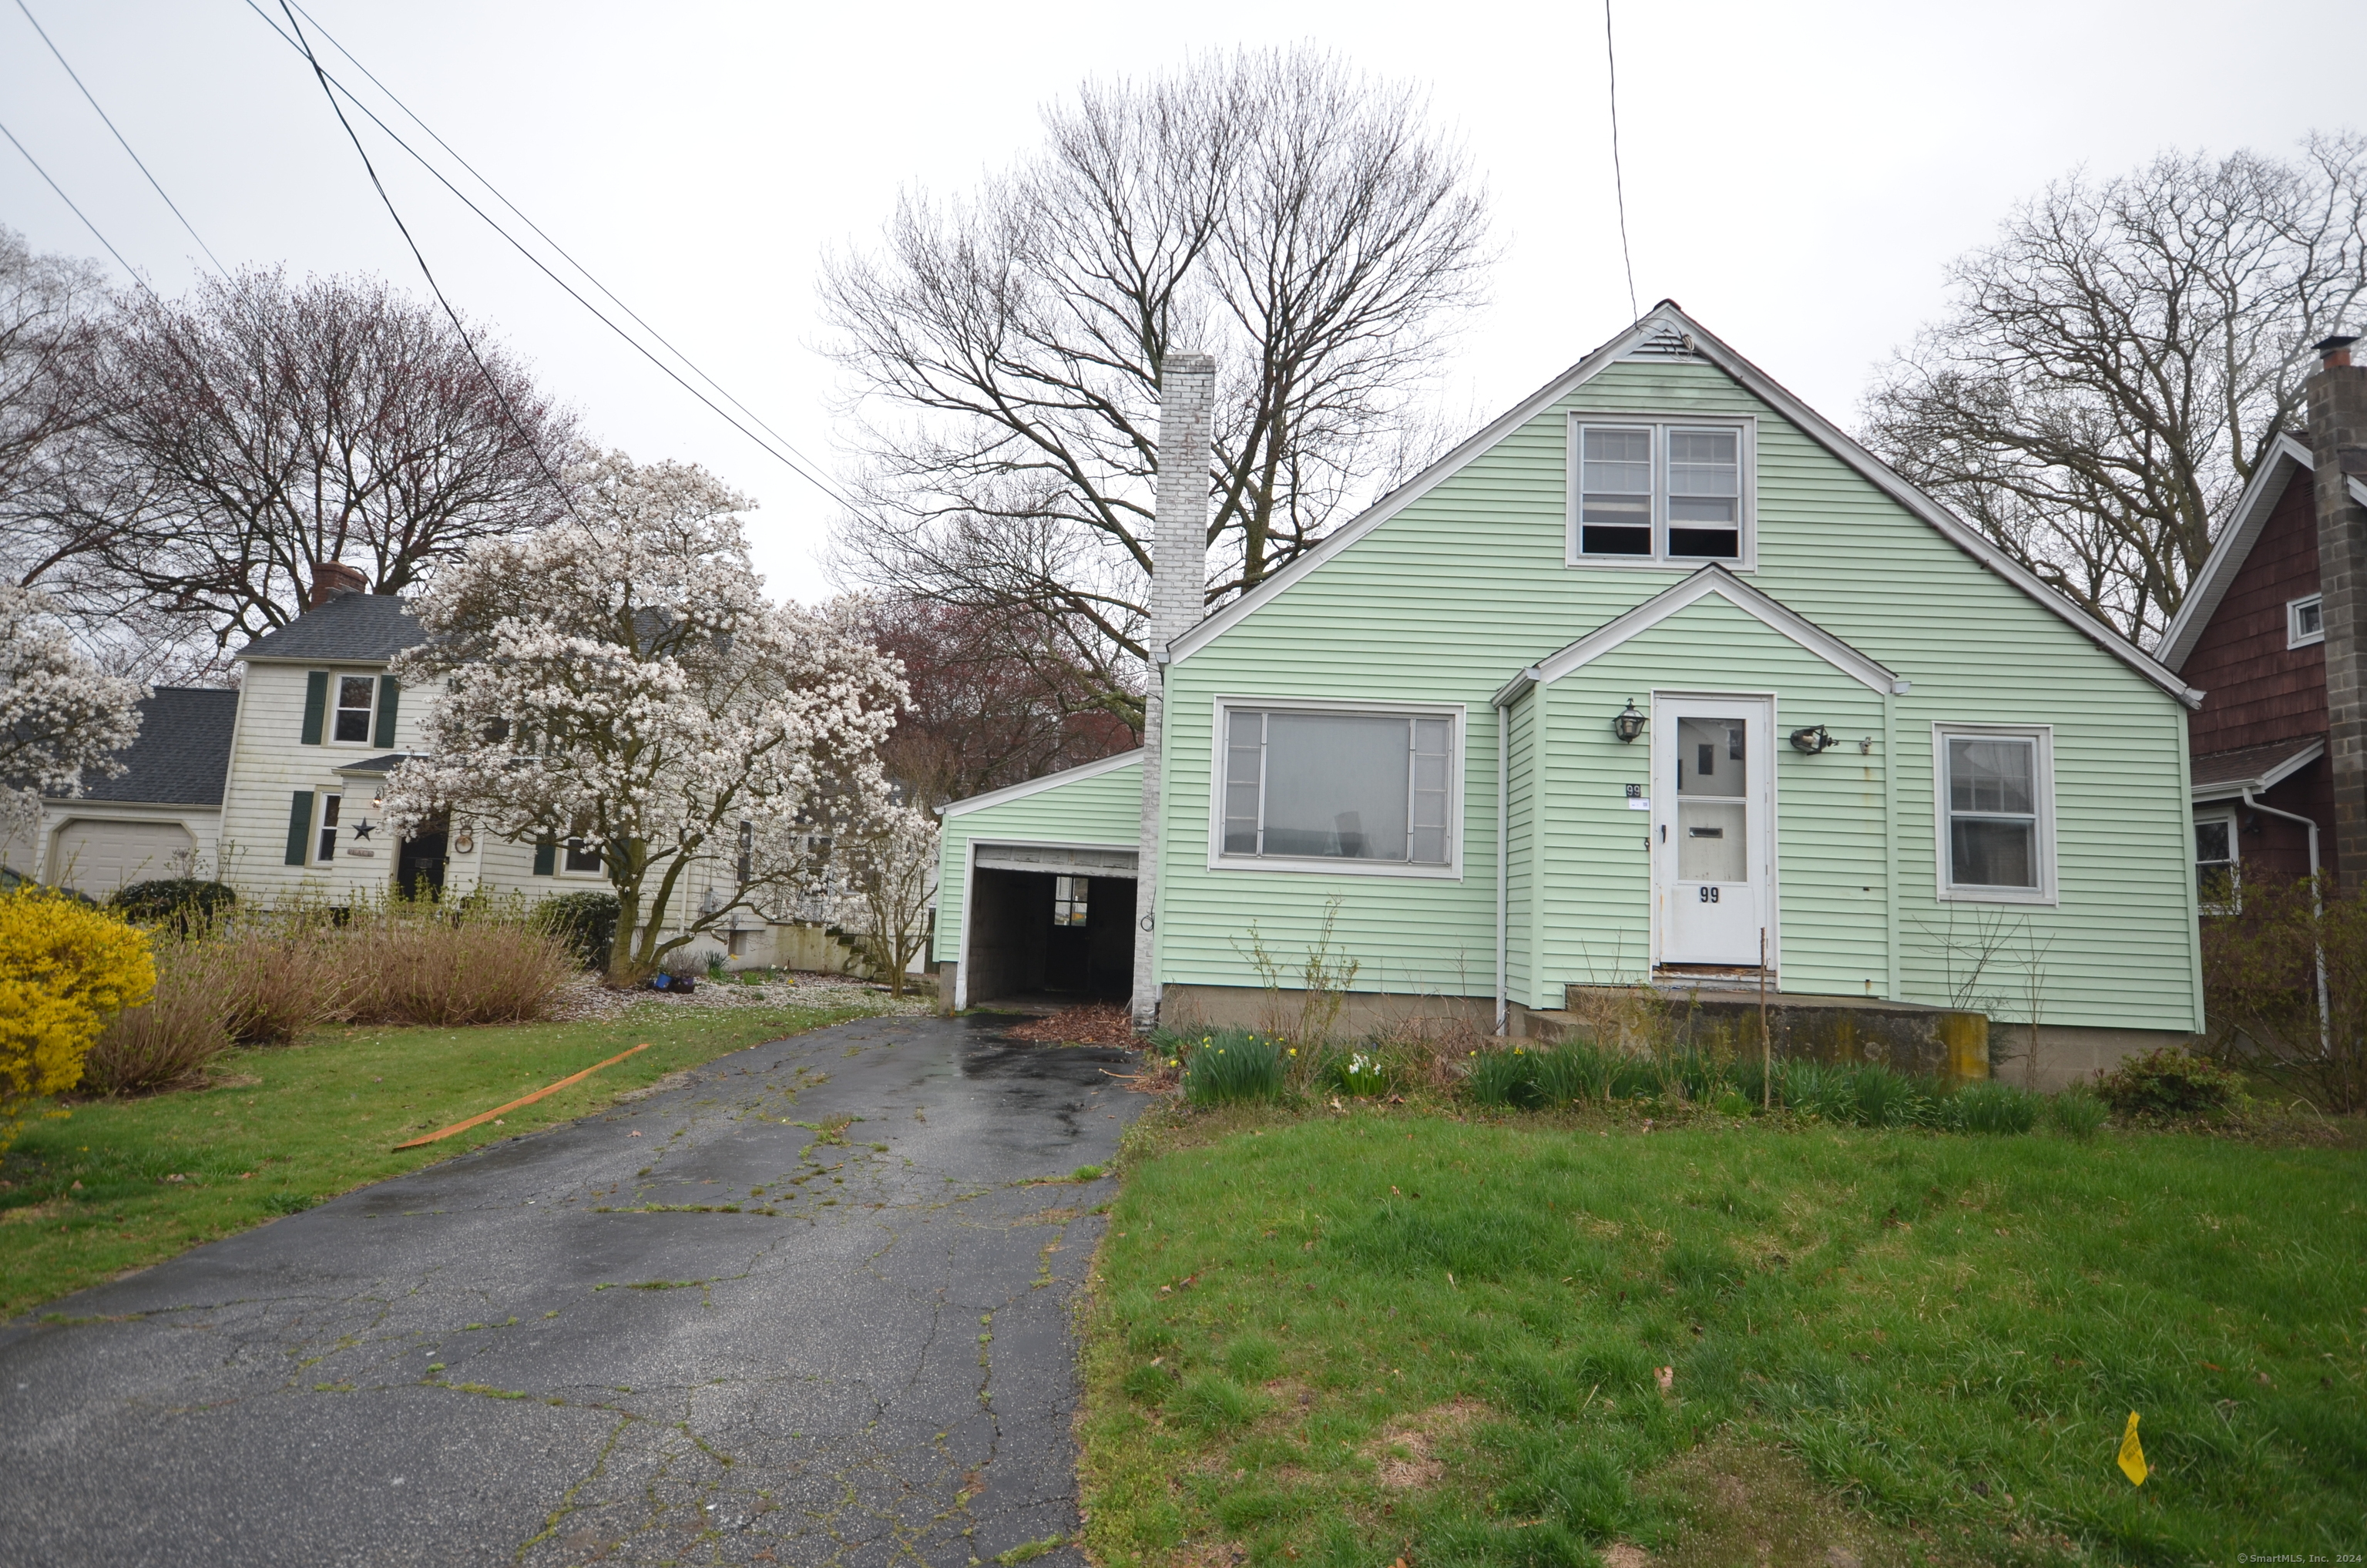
[963,843,1137,1008]
[51,819,194,900]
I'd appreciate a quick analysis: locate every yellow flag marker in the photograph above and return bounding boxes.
[2117,1411,2148,1486]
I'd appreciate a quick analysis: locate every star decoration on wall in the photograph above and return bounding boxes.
[352,820,375,841]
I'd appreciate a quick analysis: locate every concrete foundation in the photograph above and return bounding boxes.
[1153,983,1496,1036]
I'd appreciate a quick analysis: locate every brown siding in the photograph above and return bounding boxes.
[2186,469,2326,754]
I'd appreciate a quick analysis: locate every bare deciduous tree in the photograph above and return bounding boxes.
[41,268,577,660]
[1862,134,2367,645]
[0,228,106,586]
[825,47,1491,717]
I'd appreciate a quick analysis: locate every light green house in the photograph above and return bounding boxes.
[935,306,2205,1079]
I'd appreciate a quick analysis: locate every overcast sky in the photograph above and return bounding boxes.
[5,0,2362,603]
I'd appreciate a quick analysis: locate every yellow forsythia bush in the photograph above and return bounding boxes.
[0,885,155,1145]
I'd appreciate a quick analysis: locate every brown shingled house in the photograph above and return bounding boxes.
[2160,334,2367,904]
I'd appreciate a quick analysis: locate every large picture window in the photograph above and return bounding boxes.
[1934,725,2056,902]
[1570,418,1752,565]
[1217,705,1457,872]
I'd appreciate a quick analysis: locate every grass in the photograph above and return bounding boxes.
[0,996,888,1318]
[1079,1105,2367,1566]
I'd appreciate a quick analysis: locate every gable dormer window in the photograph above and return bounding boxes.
[1570,416,1754,566]
[334,675,377,743]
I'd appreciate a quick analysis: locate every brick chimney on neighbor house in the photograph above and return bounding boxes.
[2308,331,2367,883]
[1130,352,1217,1030]
[306,560,369,609]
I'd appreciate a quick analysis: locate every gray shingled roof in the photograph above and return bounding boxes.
[237,591,425,663]
[79,688,238,806]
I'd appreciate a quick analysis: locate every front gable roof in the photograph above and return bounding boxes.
[1167,302,2201,709]
[236,591,424,664]
[1491,566,1899,707]
[2157,434,2315,673]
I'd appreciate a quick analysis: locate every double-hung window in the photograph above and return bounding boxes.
[315,793,343,863]
[2194,808,2239,915]
[1217,703,1457,874]
[332,675,376,743]
[1934,725,2056,902]
[1571,418,1751,564]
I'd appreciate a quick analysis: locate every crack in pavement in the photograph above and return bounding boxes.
[0,1014,1139,1567]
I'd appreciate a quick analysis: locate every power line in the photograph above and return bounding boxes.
[1604,0,1639,321]
[287,1,846,505]
[0,116,156,297]
[274,0,583,526]
[12,0,227,276]
[243,0,858,514]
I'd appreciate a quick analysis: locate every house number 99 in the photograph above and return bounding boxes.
[1697,886,1721,902]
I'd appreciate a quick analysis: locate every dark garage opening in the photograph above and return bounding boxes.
[964,868,1136,1006]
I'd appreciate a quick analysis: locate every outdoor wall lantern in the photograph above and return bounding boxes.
[1788,724,1836,754]
[1612,700,1647,744]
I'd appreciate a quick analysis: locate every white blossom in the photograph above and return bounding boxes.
[0,582,145,834]
[836,804,939,998]
[384,453,907,979]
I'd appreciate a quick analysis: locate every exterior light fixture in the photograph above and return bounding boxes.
[1612,700,1647,744]
[1788,724,1835,754]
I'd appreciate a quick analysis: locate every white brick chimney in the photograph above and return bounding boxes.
[1130,353,1216,1029]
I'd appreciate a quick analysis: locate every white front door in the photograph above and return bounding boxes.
[1653,694,1772,967]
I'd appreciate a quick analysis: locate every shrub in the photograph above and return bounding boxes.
[2044,1084,2110,1139]
[2201,869,2367,1113]
[1938,1079,2040,1135]
[109,878,237,935]
[532,891,619,972]
[1181,1030,1287,1106]
[1466,1045,1543,1108]
[82,936,238,1095]
[345,906,576,1027]
[213,925,350,1045]
[2094,1048,2242,1119]
[0,887,155,1142]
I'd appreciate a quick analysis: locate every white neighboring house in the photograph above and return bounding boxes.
[32,581,864,971]
[19,687,237,898]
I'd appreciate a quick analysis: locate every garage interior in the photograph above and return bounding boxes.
[962,844,1137,1007]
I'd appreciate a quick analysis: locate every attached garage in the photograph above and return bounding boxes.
[936,752,1143,1010]
[49,818,196,899]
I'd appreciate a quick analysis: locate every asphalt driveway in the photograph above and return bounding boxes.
[0,1012,1145,1567]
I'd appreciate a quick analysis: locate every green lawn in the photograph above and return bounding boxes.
[0,996,891,1318]
[1079,1106,2366,1567]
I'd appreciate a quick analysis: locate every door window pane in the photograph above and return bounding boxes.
[334,676,375,742]
[1675,717,1744,798]
[1579,427,1654,556]
[1678,800,1748,881]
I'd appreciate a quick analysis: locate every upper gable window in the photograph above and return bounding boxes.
[1570,417,1753,566]
[2289,593,2325,649]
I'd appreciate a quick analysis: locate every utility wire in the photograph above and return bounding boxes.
[1604,0,1639,321]
[12,0,227,276]
[0,116,156,297]
[245,0,857,513]
[275,0,584,525]
[287,0,845,505]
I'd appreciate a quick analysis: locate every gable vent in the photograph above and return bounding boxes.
[1620,322,1702,361]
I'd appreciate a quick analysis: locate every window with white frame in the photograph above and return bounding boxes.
[2194,808,2239,914]
[562,836,603,874]
[1219,706,1455,869]
[1935,726,2055,901]
[2288,593,2325,649]
[1572,418,1749,562]
[332,674,377,743]
[314,792,343,863]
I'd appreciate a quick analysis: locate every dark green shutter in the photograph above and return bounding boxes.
[532,836,556,876]
[284,791,315,865]
[300,672,328,745]
[373,675,400,748]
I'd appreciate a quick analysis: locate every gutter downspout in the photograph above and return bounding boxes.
[2238,787,2332,1053]
[1496,703,1509,1035]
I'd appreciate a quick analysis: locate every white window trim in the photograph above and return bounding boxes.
[559,836,605,878]
[1566,413,1758,571]
[1932,724,2057,905]
[2193,804,2240,916]
[2288,593,2325,650]
[1205,696,1466,880]
[314,791,344,865]
[327,670,380,747]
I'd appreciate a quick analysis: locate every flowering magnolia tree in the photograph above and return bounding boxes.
[838,804,938,999]
[0,582,143,838]
[384,454,907,982]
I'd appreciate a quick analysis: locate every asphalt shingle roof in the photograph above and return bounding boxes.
[79,688,238,807]
[237,591,425,663]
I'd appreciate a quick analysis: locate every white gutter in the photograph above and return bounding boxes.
[2237,788,2331,1053]
[1495,706,1509,1035]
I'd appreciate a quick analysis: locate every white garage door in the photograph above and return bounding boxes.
[51,820,194,899]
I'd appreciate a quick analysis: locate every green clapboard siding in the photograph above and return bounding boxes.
[936,756,1142,962]
[1147,353,2201,1033]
